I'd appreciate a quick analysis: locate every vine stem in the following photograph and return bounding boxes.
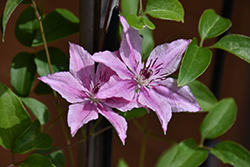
[31,0,75,166]
[139,131,148,167]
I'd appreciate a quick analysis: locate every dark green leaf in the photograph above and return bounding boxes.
[32,8,79,46]
[199,9,231,43]
[126,14,144,30]
[119,107,147,120]
[0,82,31,149]
[10,52,36,97]
[156,139,208,167]
[15,6,39,46]
[117,158,129,167]
[33,81,52,95]
[34,147,65,167]
[11,120,52,154]
[211,34,250,64]
[210,141,250,167]
[200,98,237,139]
[20,154,55,167]
[21,0,31,4]
[178,38,212,86]
[187,80,218,111]
[35,47,69,76]
[140,17,155,30]
[19,97,49,125]
[145,0,184,22]
[121,0,139,17]
[1,0,23,41]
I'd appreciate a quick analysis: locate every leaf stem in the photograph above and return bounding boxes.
[139,0,143,15]
[31,1,75,166]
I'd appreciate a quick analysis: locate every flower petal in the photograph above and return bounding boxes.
[138,87,172,133]
[154,78,201,112]
[69,43,95,89]
[96,75,137,101]
[68,102,99,136]
[97,104,127,145]
[39,72,87,103]
[92,51,132,80]
[95,63,116,84]
[119,15,143,74]
[147,39,191,76]
[103,97,139,112]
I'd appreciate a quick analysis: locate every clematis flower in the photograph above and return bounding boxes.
[39,43,131,144]
[91,15,201,133]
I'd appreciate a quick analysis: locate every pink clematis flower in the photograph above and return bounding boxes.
[91,15,201,133]
[39,43,131,144]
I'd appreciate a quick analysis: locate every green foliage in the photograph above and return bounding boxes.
[145,0,184,22]
[117,158,129,167]
[210,141,250,167]
[126,14,155,30]
[199,9,231,43]
[20,154,55,167]
[33,81,52,95]
[35,47,69,76]
[20,97,49,125]
[11,120,52,154]
[32,8,79,46]
[211,34,250,64]
[121,0,139,17]
[15,6,39,46]
[200,98,237,139]
[156,139,208,167]
[139,26,154,58]
[34,147,65,167]
[119,108,147,120]
[187,80,218,111]
[178,38,212,86]
[0,82,31,149]
[10,52,36,97]
[1,0,23,41]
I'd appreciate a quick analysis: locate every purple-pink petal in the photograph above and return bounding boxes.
[147,39,191,76]
[95,63,116,84]
[68,102,99,136]
[97,104,127,145]
[138,87,172,133]
[39,72,87,103]
[96,75,137,101]
[69,43,95,89]
[119,15,143,74]
[92,51,132,80]
[154,78,201,112]
[103,97,139,112]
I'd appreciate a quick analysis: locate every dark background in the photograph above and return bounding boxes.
[1,0,250,166]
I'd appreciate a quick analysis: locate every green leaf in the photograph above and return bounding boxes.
[33,81,52,95]
[121,0,139,17]
[126,14,144,30]
[199,9,231,43]
[178,38,212,86]
[11,120,52,154]
[117,158,129,167]
[187,80,218,111]
[210,141,250,167]
[10,52,36,97]
[15,6,39,46]
[140,17,155,30]
[139,26,154,58]
[200,98,237,139]
[145,0,184,22]
[34,147,65,167]
[19,97,49,125]
[0,82,31,149]
[21,0,31,4]
[156,139,208,167]
[32,8,79,47]
[20,154,55,167]
[35,47,69,76]
[211,34,250,64]
[1,0,23,41]
[119,108,147,120]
